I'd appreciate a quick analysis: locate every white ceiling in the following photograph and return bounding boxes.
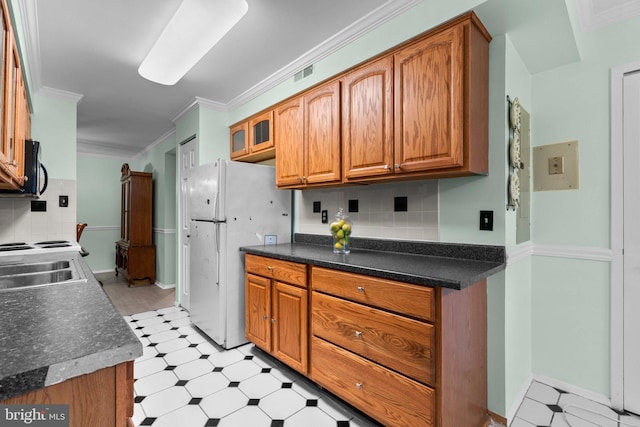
[15,0,640,157]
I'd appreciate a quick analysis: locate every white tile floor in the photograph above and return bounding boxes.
[125,307,382,427]
[127,306,640,427]
[511,381,640,427]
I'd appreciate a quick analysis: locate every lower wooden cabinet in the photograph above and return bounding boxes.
[245,254,308,374]
[243,254,488,427]
[311,336,435,426]
[1,361,135,427]
[115,241,156,286]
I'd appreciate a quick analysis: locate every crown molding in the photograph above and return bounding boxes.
[39,86,84,103]
[171,96,226,123]
[17,0,41,90]
[76,139,139,159]
[137,129,176,157]
[226,0,422,109]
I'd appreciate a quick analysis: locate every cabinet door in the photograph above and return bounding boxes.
[230,122,249,159]
[272,281,308,374]
[304,81,341,185]
[394,24,464,172]
[275,97,304,187]
[342,56,393,180]
[245,273,271,351]
[249,110,274,154]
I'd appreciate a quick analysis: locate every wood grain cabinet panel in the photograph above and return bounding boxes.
[0,0,28,191]
[312,266,435,322]
[1,361,134,427]
[275,81,341,188]
[312,291,435,385]
[230,110,275,162]
[311,336,435,427]
[245,254,309,374]
[342,55,394,181]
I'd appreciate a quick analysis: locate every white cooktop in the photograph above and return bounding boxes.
[0,240,82,257]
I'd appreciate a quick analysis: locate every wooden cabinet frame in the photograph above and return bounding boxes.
[245,255,309,374]
[0,0,28,190]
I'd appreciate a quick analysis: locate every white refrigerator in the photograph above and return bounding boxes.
[188,159,291,348]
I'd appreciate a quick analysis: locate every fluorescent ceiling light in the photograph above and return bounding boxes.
[138,0,248,85]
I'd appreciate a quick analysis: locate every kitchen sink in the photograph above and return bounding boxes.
[0,261,70,276]
[0,257,86,291]
[0,270,74,290]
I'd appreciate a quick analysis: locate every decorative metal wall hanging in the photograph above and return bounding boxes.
[507,95,523,210]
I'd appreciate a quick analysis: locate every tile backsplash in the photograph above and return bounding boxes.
[296,180,439,241]
[0,179,77,243]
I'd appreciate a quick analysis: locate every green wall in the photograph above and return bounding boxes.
[76,156,126,271]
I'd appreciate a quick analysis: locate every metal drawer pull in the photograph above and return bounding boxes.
[357,286,365,293]
[263,315,268,320]
[267,266,274,272]
[356,383,363,390]
[271,318,276,323]
[355,331,362,338]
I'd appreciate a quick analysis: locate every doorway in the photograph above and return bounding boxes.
[611,61,640,414]
[179,136,197,311]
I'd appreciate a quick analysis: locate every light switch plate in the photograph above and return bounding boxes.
[534,140,579,191]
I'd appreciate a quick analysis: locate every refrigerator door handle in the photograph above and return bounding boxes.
[215,222,221,285]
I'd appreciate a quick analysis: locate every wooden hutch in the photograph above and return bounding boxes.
[115,163,155,286]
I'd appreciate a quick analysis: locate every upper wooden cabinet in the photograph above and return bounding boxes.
[230,110,275,162]
[345,13,489,183]
[234,12,490,187]
[0,0,28,190]
[342,55,394,180]
[275,80,341,188]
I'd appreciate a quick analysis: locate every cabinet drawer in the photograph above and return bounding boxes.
[245,254,307,287]
[311,337,435,427]
[312,292,435,385]
[311,267,435,321]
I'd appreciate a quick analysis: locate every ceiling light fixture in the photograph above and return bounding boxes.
[138,0,249,86]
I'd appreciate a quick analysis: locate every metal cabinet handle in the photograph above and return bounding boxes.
[357,286,365,293]
[356,383,363,390]
[267,266,274,272]
[394,164,400,169]
[263,315,268,320]
[384,164,391,171]
[355,331,362,338]
[271,318,276,323]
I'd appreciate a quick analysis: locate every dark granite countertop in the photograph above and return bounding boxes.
[0,252,142,401]
[240,234,506,290]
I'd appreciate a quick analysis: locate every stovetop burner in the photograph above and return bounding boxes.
[34,240,70,245]
[0,242,28,247]
[0,246,32,252]
[40,243,72,248]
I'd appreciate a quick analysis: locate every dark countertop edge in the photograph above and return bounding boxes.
[240,241,506,290]
[293,233,506,263]
[0,253,143,401]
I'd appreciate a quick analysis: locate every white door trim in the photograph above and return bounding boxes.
[610,59,640,411]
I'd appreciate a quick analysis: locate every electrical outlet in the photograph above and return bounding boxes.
[394,196,408,212]
[479,210,493,231]
[59,195,69,207]
[31,200,46,212]
[264,235,277,245]
[321,210,328,224]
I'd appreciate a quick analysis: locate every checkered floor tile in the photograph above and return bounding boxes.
[511,381,640,427]
[125,307,381,427]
